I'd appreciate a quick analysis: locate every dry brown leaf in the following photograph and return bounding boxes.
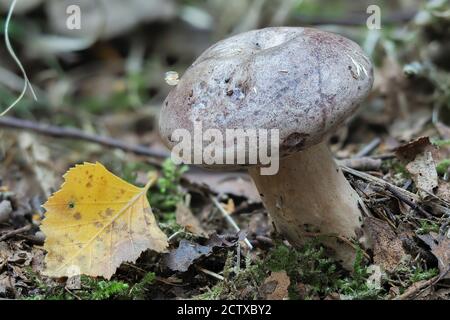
[259,271,290,300]
[18,133,61,198]
[406,151,438,199]
[165,232,244,272]
[395,136,434,162]
[175,200,207,237]
[395,137,438,199]
[364,217,407,272]
[41,162,168,279]
[418,232,450,279]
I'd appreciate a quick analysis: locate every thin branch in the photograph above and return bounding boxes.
[0,116,169,159]
[0,224,32,242]
[342,165,444,218]
[196,266,225,281]
[393,276,439,300]
[354,137,381,158]
[210,195,253,250]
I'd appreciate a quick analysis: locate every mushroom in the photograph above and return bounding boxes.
[159,27,374,268]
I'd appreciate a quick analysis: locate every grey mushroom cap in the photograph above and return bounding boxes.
[159,27,373,166]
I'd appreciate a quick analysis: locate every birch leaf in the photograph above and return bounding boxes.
[41,162,168,279]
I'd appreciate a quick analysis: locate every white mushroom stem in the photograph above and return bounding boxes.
[248,141,367,269]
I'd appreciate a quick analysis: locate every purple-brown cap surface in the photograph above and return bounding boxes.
[159,27,374,164]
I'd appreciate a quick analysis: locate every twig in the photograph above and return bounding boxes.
[354,138,381,158]
[393,276,439,300]
[337,157,382,171]
[0,224,32,242]
[64,287,82,300]
[384,185,434,219]
[342,166,438,218]
[168,230,184,242]
[0,116,169,159]
[209,195,253,250]
[235,243,241,274]
[196,266,225,281]
[341,165,420,202]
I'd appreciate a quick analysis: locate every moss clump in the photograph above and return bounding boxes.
[195,253,265,300]
[436,159,450,175]
[26,274,130,300]
[130,272,156,299]
[149,159,188,219]
[265,241,340,298]
[416,220,440,234]
[337,248,383,300]
[196,240,384,300]
[410,267,438,283]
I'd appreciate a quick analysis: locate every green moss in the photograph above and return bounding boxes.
[436,159,450,175]
[337,248,383,300]
[196,240,386,300]
[265,241,340,298]
[382,159,411,179]
[149,159,188,218]
[130,272,156,299]
[410,267,438,283]
[88,279,129,300]
[25,272,130,300]
[195,253,264,300]
[432,139,450,147]
[417,220,440,234]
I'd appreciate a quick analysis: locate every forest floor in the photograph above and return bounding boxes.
[0,0,449,300]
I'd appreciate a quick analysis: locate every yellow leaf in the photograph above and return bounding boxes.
[41,162,168,279]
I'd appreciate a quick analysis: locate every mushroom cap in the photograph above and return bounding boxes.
[159,27,373,167]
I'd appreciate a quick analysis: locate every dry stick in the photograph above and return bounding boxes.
[384,185,434,219]
[341,165,420,199]
[342,166,443,217]
[209,195,253,250]
[393,276,439,300]
[0,116,169,159]
[0,224,32,242]
[354,137,381,158]
[196,266,225,281]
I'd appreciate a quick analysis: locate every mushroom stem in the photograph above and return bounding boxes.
[248,141,367,269]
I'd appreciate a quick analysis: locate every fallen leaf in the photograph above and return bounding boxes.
[418,233,450,279]
[395,138,438,199]
[435,181,450,203]
[175,200,207,237]
[406,152,438,199]
[259,271,290,300]
[389,111,430,142]
[165,232,243,272]
[395,136,434,162]
[18,133,60,198]
[364,217,408,272]
[165,240,212,272]
[41,162,168,279]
